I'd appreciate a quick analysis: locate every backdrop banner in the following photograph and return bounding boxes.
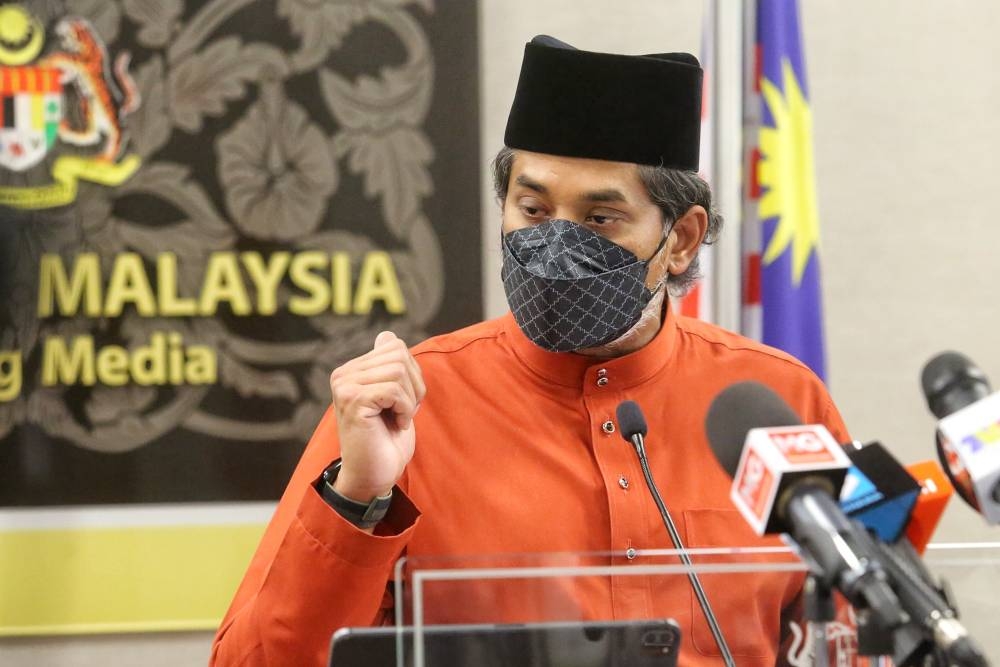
[0,0,481,507]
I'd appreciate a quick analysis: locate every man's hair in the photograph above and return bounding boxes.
[490,146,723,296]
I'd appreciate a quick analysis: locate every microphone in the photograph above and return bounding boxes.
[615,400,736,667]
[922,351,992,420]
[904,461,954,554]
[849,457,985,667]
[839,441,921,543]
[703,382,905,636]
[871,534,990,667]
[921,351,1000,523]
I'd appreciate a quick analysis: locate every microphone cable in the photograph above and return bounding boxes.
[616,400,736,667]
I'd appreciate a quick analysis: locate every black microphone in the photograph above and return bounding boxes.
[872,537,990,667]
[922,351,992,420]
[849,449,989,666]
[615,400,736,667]
[920,351,1000,522]
[703,382,905,637]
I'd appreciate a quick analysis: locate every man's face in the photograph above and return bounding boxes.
[501,150,671,289]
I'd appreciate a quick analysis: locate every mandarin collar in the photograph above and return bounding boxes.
[501,305,679,392]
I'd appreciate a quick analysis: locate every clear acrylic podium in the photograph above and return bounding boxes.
[373,543,1000,667]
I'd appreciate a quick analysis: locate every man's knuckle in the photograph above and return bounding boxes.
[390,361,408,381]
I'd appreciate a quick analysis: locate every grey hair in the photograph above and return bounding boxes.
[490,146,723,296]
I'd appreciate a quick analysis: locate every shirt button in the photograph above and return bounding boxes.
[602,420,615,434]
[618,475,629,489]
[625,547,637,560]
[596,377,609,387]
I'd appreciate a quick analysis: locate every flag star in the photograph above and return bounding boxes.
[757,58,820,287]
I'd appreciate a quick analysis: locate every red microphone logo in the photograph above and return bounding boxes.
[737,448,776,523]
[768,429,838,464]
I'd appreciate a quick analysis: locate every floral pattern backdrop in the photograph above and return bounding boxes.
[0,0,481,504]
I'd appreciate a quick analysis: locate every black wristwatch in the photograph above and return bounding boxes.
[318,460,393,529]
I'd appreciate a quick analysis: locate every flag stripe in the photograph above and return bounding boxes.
[745,253,761,305]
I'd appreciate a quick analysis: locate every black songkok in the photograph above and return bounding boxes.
[504,35,703,170]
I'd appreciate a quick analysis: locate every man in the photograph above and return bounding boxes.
[211,36,849,666]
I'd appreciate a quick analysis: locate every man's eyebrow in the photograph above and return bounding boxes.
[513,176,628,204]
[514,174,547,193]
[581,188,628,204]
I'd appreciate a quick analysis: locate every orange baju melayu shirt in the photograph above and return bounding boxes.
[212,308,850,666]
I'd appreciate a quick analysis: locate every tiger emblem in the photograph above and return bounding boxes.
[0,6,142,209]
[40,18,140,163]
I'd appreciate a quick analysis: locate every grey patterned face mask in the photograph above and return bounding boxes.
[501,219,667,352]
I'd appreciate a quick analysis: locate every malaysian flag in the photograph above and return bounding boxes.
[742,0,827,380]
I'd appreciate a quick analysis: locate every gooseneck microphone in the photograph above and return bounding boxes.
[615,400,736,667]
[703,383,905,636]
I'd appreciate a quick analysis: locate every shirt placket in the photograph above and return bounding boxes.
[583,366,654,621]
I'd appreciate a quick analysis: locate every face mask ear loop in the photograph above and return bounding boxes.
[641,219,677,301]
[643,219,675,265]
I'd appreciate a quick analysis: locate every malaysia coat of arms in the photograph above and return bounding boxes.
[0,3,140,209]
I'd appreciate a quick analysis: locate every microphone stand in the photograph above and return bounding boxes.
[627,429,737,667]
[803,574,835,667]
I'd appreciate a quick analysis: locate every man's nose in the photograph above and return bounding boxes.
[547,210,584,225]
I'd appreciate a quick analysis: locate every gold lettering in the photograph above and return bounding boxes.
[199,253,252,315]
[157,253,197,316]
[42,336,96,385]
[354,251,405,314]
[167,332,184,384]
[331,252,352,314]
[288,251,329,316]
[186,345,217,384]
[95,346,129,386]
[0,350,22,402]
[242,251,290,315]
[132,332,166,385]
[37,253,101,317]
[105,253,157,317]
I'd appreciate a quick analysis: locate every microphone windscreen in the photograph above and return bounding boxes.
[615,400,647,440]
[920,351,992,419]
[704,381,801,477]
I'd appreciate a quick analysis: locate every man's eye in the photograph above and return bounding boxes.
[520,206,546,219]
[586,215,617,225]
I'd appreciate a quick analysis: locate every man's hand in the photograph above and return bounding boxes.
[329,331,425,503]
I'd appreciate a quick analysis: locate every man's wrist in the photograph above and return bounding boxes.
[318,460,393,529]
[331,466,393,503]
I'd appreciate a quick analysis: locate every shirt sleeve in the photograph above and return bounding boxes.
[210,407,421,667]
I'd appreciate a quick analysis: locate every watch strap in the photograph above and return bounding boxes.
[318,460,393,529]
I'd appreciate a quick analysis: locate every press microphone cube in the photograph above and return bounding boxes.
[936,391,1000,524]
[904,460,954,554]
[731,424,852,535]
[839,441,921,543]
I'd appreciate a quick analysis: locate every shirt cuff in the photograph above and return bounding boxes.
[295,477,421,570]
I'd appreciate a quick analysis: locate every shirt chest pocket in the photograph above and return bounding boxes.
[679,508,804,663]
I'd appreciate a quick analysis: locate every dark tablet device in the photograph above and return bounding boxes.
[329,618,681,667]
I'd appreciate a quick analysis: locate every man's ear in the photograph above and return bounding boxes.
[665,205,708,275]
